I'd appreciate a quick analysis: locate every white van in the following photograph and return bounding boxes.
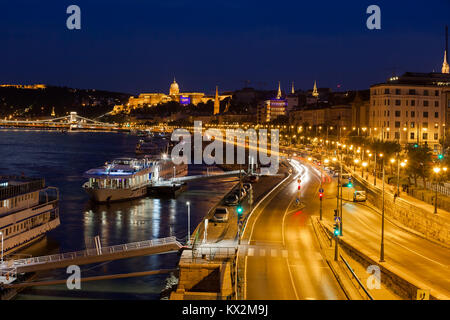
[353,191,367,202]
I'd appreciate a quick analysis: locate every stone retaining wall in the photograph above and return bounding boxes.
[352,170,450,246]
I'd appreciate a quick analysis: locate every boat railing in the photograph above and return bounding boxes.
[0,178,45,201]
[11,236,180,267]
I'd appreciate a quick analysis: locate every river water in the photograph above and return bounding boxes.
[0,129,236,299]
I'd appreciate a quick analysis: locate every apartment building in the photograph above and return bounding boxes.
[370,72,450,151]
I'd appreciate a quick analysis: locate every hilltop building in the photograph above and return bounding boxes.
[112,78,231,114]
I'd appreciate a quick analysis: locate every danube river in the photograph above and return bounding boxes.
[0,129,236,299]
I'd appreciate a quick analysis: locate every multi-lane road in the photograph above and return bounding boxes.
[241,160,346,300]
[240,156,450,299]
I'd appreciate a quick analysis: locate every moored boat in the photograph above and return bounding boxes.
[0,176,60,256]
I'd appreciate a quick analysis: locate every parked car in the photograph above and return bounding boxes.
[243,183,253,192]
[233,187,246,199]
[224,194,239,206]
[353,191,367,202]
[244,175,259,183]
[212,207,229,222]
[341,173,351,180]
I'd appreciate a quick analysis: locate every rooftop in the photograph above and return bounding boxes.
[0,176,45,201]
[372,72,450,87]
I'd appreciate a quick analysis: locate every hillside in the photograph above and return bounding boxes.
[0,85,131,119]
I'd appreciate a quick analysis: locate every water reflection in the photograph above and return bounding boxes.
[0,130,237,299]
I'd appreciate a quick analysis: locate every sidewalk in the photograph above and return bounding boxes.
[349,166,450,224]
[346,164,450,247]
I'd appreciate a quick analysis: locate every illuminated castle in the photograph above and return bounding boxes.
[112,78,230,114]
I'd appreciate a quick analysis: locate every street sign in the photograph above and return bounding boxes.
[416,289,430,300]
[348,176,352,181]
[319,188,324,193]
[334,216,341,222]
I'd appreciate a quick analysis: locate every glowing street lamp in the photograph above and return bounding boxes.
[432,166,447,214]
[353,159,359,171]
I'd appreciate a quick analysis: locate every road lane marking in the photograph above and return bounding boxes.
[285,258,300,300]
[248,248,254,256]
[349,204,448,268]
[241,165,292,300]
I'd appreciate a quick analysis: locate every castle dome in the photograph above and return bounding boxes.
[169,78,179,95]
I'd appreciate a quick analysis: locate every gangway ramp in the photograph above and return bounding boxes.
[5,236,182,273]
[170,170,246,184]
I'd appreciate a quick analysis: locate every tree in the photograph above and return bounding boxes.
[405,144,432,187]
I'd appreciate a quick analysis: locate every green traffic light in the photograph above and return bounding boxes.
[438,154,444,160]
[237,206,243,214]
[334,228,340,236]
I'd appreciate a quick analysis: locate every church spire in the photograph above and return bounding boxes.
[442,26,449,74]
[312,80,319,97]
[291,82,295,94]
[277,81,282,99]
[443,50,449,74]
[213,86,220,115]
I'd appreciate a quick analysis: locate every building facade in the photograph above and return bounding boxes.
[112,79,231,114]
[289,105,352,129]
[369,72,450,151]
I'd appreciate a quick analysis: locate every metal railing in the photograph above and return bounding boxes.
[0,177,45,201]
[418,180,450,197]
[11,236,180,267]
[317,219,374,300]
[340,254,374,300]
[191,246,237,261]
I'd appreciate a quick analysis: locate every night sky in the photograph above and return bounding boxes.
[0,0,449,94]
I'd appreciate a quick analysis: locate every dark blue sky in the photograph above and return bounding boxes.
[0,0,449,95]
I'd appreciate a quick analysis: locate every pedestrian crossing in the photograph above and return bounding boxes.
[239,245,322,260]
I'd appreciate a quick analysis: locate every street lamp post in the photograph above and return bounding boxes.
[380,154,385,262]
[339,151,343,236]
[0,231,3,264]
[353,159,359,171]
[432,167,447,213]
[435,169,439,214]
[373,152,377,186]
[362,161,368,178]
[186,202,191,245]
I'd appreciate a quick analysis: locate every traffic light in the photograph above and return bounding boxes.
[414,143,419,148]
[342,182,353,188]
[333,222,340,236]
[319,192,323,200]
[438,154,444,160]
[237,204,243,218]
